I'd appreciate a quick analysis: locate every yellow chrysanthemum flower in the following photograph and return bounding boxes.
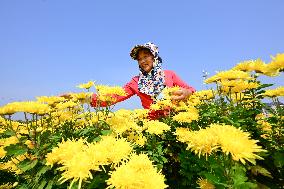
[150,97,176,110]
[0,101,51,115]
[0,136,19,147]
[0,116,5,123]
[23,102,51,115]
[46,136,132,189]
[89,111,107,123]
[232,59,269,74]
[0,183,14,189]
[106,110,138,134]
[209,124,266,164]
[0,119,24,134]
[255,113,266,120]
[173,107,199,124]
[219,80,259,93]
[55,101,79,110]
[36,96,65,106]
[25,140,35,149]
[95,85,127,102]
[205,70,251,84]
[132,109,149,120]
[172,101,188,112]
[95,85,127,96]
[0,147,6,158]
[107,153,167,189]
[0,154,27,174]
[51,111,74,123]
[176,124,266,164]
[150,102,161,110]
[263,86,284,97]
[231,53,283,76]
[143,120,171,135]
[58,151,95,189]
[174,127,191,143]
[267,53,284,72]
[197,178,215,189]
[0,103,17,115]
[87,135,133,167]
[0,136,20,158]
[70,92,92,103]
[162,86,181,99]
[192,90,215,100]
[47,139,97,189]
[149,87,182,110]
[176,128,219,158]
[187,95,202,106]
[127,132,147,147]
[46,138,88,166]
[77,81,95,90]
[134,134,147,146]
[257,120,272,132]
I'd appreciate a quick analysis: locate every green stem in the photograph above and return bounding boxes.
[24,112,31,134]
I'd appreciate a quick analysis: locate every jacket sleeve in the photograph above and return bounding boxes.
[171,71,196,93]
[90,79,136,107]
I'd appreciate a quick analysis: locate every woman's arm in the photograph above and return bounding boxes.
[172,71,196,92]
[171,71,196,100]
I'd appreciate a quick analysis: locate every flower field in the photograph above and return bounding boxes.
[0,53,283,189]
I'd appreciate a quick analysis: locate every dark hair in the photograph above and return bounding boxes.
[137,47,163,63]
[137,48,152,55]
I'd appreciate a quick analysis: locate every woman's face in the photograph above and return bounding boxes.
[137,49,154,73]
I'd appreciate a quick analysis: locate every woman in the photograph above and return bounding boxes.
[91,42,196,114]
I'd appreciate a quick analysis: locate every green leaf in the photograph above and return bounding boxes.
[250,165,273,178]
[93,136,102,142]
[17,184,29,189]
[45,180,54,189]
[86,173,109,189]
[101,130,112,135]
[78,128,91,135]
[236,182,257,189]
[18,159,38,172]
[273,152,284,168]
[37,180,47,189]
[233,173,247,186]
[222,116,235,125]
[19,136,28,143]
[4,143,28,156]
[161,156,168,163]
[35,166,52,182]
[258,83,274,90]
[69,182,79,189]
[232,164,254,188]
[204,173,220,184]
[3,129,15,136]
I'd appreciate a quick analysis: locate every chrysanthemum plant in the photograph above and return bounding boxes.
[0,53,283,189]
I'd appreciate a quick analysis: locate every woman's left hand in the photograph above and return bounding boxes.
[171,88,192,101]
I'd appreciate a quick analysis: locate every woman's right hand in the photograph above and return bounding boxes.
[170,88,192,101]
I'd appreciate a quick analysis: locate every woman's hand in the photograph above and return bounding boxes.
[170,88,192,101]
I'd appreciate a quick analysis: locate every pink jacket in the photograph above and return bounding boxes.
[91,70,196,109]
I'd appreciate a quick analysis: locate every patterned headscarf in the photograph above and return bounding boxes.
[130,42,166,97]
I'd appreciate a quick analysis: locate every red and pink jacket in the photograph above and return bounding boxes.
[91,70,195,110]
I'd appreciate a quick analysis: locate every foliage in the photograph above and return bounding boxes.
[0,53,283,188]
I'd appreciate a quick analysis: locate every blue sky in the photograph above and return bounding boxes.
[0,0,283,109]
